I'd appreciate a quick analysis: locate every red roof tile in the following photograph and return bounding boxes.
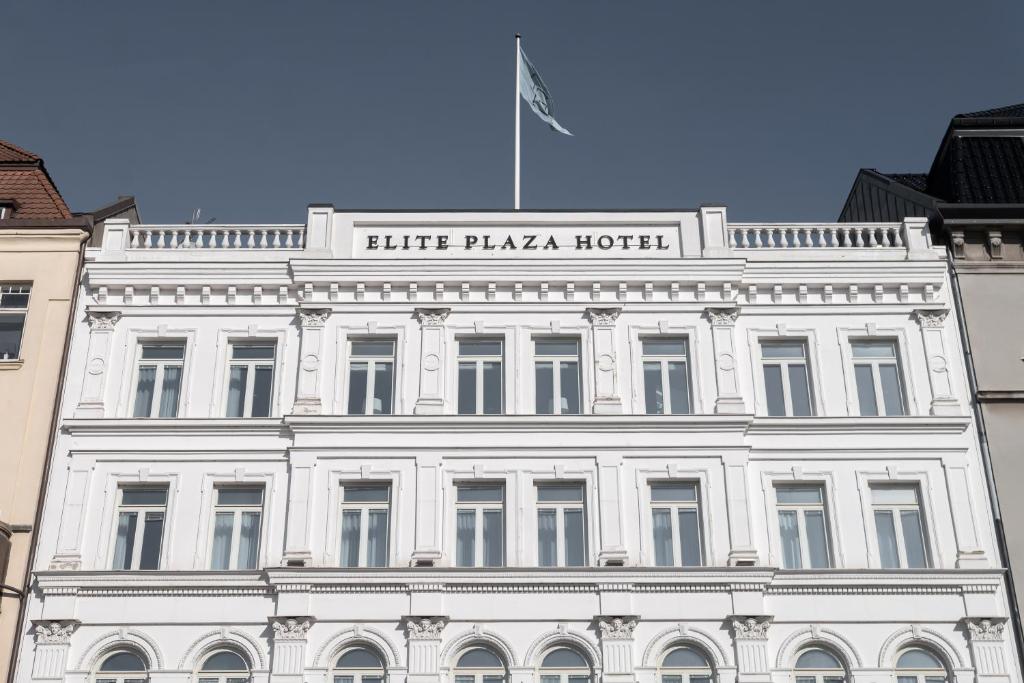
[0,140,41,163]
[0,139,72,219]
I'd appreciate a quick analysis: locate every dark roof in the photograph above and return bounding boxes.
[878,172,930,194]
[955,102,1024,120]
[928,136,1024,204]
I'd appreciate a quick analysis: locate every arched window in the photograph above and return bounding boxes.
[896,648,947,683]
[95,650,148,683]
[540,647,591,683]
[660,645,714,683]
[197,650,251,683]
[334,647,386,683]
[454,647,506,683]
[794,648,845,683]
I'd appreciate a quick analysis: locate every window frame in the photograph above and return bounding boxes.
[339,482,392,568]
[533,337,583,415]
[94,650,150,683]
[346,338,397,415]
[196,650,252,683]
[538,647,592,683]
[894,648,948,683]
[658,645,715,683]
[850,338,907,416]
[111,486,168,571]
[774,484,833,569]
[869,484,931,569]
[793,648,847,683]
[130,341,187,418]
[535,482,588,567]
[453,647,508,683]
[0,283,31,362]
[837,327,919,418]
[209,486,265,570]
[758,338,815,417]
[454,482,505,567]
[224,341,277,418]
[639,336,692,415]
[648,481,704,567]
[457,337,504,415]
[332,646,387,683]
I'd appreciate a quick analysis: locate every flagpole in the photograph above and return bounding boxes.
[514,32,521,211]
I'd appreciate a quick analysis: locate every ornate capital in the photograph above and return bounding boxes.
[586,307,622,326]
[705,307,739,327]
[404,616,448,640]
[297,307,331,329]
[414,308,451,326]
[965,617,1006,642]
[914,308,949,328]
[730,615,771,640]
[86,310,121,331]
[32,620,79,644]
[598,616,638,640]
[270,616,315,640]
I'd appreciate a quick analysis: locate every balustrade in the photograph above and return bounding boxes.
[127,225,305,249]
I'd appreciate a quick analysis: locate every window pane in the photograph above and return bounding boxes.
[543,648,589,668]
[217,488,263,505]
[458,485,503,502]
[872,487,918,505]
[483,509,503,566]
[651,482,697,502]
[805,510,830,568]
[662,676,683,683]
[251,366,273,417]
[456,510,476,567]
[99,651,148,671]
[0,314,26,360]
[776,486,823,505]
[237,511,261,569]
[568,676,590,683]
[901,510,928,568]
[762,341,805,358]
[560,361,580,414]
[538,509,557,567]
[340,510,361,567]
[141,344,185,360]
[897,678,917,683]
[679,508,702,566]
[667,361,690,414]
[538,484,584,502]
[454,677,474,683]
[897,649,944,669]
[226,366,247,418]
[367,509,388,567]
[122,488,168,506]
[232,344,275,360]
[343,486,390,503]
[347,362,368,414]
[139,511,164,569]
[158,365,182,418]
[351,340,395,356]
[788,364,812,416]
[541,677,560,683]
[372,362,393,414]
[536,339,578,355]
[879,364,905,416]
[852,340,897,358]
[642,338,686,356]
[335,677,355,683]
[854,364,878,416]
[483,677,505,683]
[113,512,137,570]
[460,339,502,356]
[778,510,802,569]
[536,361,554,414]
[482,361,502,414]
[875,510,900,568]
[652,508,673,566]
[691,677,712,683]
[458,362,477,415]
[133,366,156,418]
[764,365,786,416]
[211,512,233,570]
[643,361,664,414]
[564,508,585,566]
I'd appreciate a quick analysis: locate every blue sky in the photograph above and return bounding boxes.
[3,1,1022,222]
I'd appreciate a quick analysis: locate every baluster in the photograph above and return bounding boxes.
[289,229,298,247]
[270,230,279,248]
[892,226,904,248]
[800,227,810,247]
[880,227,891,247]
[128,230,138,248]
[868,227,879,247]
[230,229,239,248]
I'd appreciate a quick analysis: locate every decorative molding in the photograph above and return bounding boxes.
[404,616,448,640]
[271,616,315,640]
[598,616,638,640]
[74,629,165,671]
[965,617,1006,642]
[414,308,451,326]
[297,308,331,329]
[774,625,864,669]
[32,620,79,644]
[439,627,519,668]
[730,615,771,640]
[640,625,732,669]
[913,308,949,328]
[704,306,739,326]
[85,310,121,330]
[314,626,403,669]
[876,626,964,669]
[585,307,622,326]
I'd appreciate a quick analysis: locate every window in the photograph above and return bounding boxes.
[112,488,167,570]
[896,649,947,683]
[197,651,250,683]
[537,483,586,567]
[95,651,148,683]
[540,648,591,683]
[226,343,275,417]
[535,339,581,415]
[775,485,832,569]
[132,343,185,418]
[650,482,702,567]
[211,487,263,570]
[456,483,504,567]
[454,648,506,683]
[0,284,30,361]
[852,340,906,416]
[641,338,691,414]
[334,647,385,683]
[871,486,929,568]
[340,483,390,568]
[794,649,845,683]
[660,646,714,683]
[347,340,395,415]
[458,339,503,415]
[761,340,813,416]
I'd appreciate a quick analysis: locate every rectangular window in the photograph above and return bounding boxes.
[852,340,906,416]
[534,338,581,415]
[458,339,503,415]
[641,337,691,415]
[132,343,186,418]
[226,342,275,418]
[339,483,390,567]
[0,284,30,361]
[775,485,832,569]
[871,485,929,569]
[761,340,814,416]
[536,483,586,567]
[347,339,395,415]
[650,482,703,567]
[210,486,263,570]
[112,487,167,570]
[455,483,505,567]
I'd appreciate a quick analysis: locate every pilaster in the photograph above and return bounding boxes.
[942,462,987,567]
[30,620,79,683]
[586,308,624,414]
[597,616,638,683]
[413,308,451,415]
[912,308,962,416]
[596,454,628,566]
[294,307,331,415]
[722,452,757,566]
[282,451,317,566]
[404,617,448,683]
[963,618,1010,683]
[704,308,746,414]
[75,309,121,417]
[729,616,771,683]
[269,617,315,683]
[411,455,442,566]
[50,460,94,570]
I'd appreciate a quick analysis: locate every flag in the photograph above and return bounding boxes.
[518,45,573,136]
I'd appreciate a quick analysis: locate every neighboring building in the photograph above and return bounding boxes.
[0,140,91,683]
[15,208,1021,683]
[840,102,1024,646]
[79,196,140,248]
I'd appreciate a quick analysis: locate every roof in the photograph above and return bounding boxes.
[0,140,40,163]
[878,172,930,194]
[955,102,1024,120]
[0,139,72,219]
[929,136,1024,204]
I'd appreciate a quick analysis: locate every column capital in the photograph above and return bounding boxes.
[270,616,315,641]
[414,308,451,326]
[404,616,448,640]
[729,615,772,640]
[31,619,80,644]
[704,306,740,327]
[597,616,639,640]
[297,306,331,329]
[963,617,1007,641]
[85,308,121,330]
[585,307,622,326]
[913,307,949,328]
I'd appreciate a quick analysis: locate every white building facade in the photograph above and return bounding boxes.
[13,208,1021,683]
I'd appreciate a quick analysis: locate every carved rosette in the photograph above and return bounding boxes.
[965,617,1006,642]
[271,616,314,640]
[585,307,622,326]
[298,308,331,329]
[730,615,771,640]
[405,616,448,640]
[414,308,451,326]
[914,309,949,329]
[705,307,739,327]
[33,620,78,644]
[86,310,121,331]
[598,616,638,640]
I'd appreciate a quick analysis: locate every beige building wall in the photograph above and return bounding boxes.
[0,226,88,683]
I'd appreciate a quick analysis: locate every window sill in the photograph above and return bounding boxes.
[0,359,24,370]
